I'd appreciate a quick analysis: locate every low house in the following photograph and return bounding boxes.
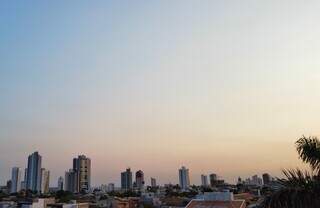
[186,192,246,208]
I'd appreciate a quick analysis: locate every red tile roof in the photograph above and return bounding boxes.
[186,199,246,208]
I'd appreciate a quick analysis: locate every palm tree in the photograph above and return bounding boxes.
[262,136,320,208]
[296,136,320,172]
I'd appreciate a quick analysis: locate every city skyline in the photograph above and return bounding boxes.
[0,0,317,187]
[3,151,275,188]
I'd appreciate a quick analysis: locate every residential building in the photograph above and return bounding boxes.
[151,177,157,187]
[6,180,12,193]
[58,177,64,191]
[21,168,28,190]
[262,173,271,185]
[107,183,115,192]
[0,201,16,208]
[201,175,208,187]
[21,181,27,190]
[188,192,246,208]
[209,173,217,187]
[24,168,28,181]
[179,166,190,190]
[252,175,263,186]
[64,169,78,193]
[11,167,22,193]
[121,168,133,191]
[112,197,139,208]
[27,152,42,192]
[21,198,55,208]
[40,168,50,194]
[47,203,89,208]
[135,170,144,190]
[73,155,91,192]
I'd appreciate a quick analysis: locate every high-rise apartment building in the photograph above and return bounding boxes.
[107,183,115,192]
[40,168,50,194]
[21,168,28,190]
[252,175,263,186]
[151,177,157,187]
[73,155,91,192]
[209,173,217,187]
[65,169,78,192]
[237,177,242,185]
[24,168,28,182]
[135,170,145,190]
[121,168,132,191]
[21,181,26,190]
[26,152,42,192]
[179,166,190,190]
[58,177,64,191]
[201,174,208,187]
[7,180,12,192]
[11,167,22,193]
[262,173,271,185]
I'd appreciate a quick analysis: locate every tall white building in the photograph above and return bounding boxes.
[201,174,208,186]
[11,167,22,193]
[179,166,190,190]
[40,168,50,194]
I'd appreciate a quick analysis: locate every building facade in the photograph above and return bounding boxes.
[201,174,208,187]
[135,170,145,190]
[21,168,28,190]
[73,155,91,192]
[58,177,64,191]
[209,173,217,187]
[107,183,115,192]
[252,175,263,186]
[64,169,78,193]
[121,168,132,191]
[11,167,22,193]
[179,166,190,190]
[40,168,50,194]
[26,152,42,192]
[262,173,271,185]
[150,177,157,187]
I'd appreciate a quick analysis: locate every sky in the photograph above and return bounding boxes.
[1,0,320,187]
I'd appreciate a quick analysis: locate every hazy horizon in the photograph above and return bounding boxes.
[1,0,319,187]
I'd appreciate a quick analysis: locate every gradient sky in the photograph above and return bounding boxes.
[1,0,319,187]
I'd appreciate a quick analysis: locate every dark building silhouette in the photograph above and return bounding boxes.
[121,168,133,191]
[262,173,271,185]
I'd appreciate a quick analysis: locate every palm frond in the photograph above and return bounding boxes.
[261,169,320,208]
[296,136,320,171]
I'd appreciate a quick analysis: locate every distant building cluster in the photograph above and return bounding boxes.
[65,155,91,193]
[9,152,50,194]
[6,152,91,195]
[199,172,225,188]
[2,151,277,208]
[4,152,275,195]
[237,173,274,187]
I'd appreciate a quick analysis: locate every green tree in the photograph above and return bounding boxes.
[55,190,75,203]
[262,136,320,208]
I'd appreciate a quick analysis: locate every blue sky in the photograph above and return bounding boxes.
[1,1,320,186]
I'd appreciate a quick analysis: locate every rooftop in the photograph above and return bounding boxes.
[186,200,246,208]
